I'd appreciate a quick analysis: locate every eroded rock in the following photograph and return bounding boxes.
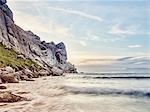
[0,91,27,103]
[0,0,7,5]
[51,67,64,76]
[0,73,19,83]
[4,66,15,73]
[0,66,15,75]
[17,54,26,60]
[22,68,34,78]
[0,0,77,74]
[38,69,52,76]
[19,74,29,81]
[0,85,7,89]
[0,1,13,20]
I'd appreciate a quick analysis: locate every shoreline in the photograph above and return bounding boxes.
[1,73,150,112]
[0,76,69,112]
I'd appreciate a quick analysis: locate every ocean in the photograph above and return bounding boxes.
[1,72,150,112]
[63,73,150,112]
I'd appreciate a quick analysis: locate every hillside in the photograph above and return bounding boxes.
[0,43,40,70]
[0,0,77,74]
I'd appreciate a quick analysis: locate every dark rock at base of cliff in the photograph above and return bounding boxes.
[51,67,64,76]
[0,73,19,83]
[22,68,34,78]
[0,66,15,75]
[0,85,7,89]
[15,70,34,81]
[0,91,27,103]
[38,69,52,76]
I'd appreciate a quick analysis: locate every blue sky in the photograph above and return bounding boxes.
[8,0,150,72]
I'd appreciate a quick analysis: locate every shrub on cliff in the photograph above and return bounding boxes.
[0,43,40,70]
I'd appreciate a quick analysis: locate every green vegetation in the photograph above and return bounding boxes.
[0,43,39,70]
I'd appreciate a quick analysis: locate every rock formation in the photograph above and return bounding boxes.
[0,0,77,75]
[0,91,27,103]
[0,73,19,83]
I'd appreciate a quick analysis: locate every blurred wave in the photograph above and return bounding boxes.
[65,86,150,98]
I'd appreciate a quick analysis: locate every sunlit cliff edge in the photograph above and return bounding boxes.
[0,0,77,75]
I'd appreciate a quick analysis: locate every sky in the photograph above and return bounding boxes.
[7,0,150,72]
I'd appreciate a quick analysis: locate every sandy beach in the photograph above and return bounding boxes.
[1,73,150,112]
[0,76,71,112]
[0,0,149,112]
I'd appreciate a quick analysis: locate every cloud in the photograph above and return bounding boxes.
[80,58,115,65]
[117,57,133,61]
[82,59,114,63]
[128,45,142,48]
[109,24,137,36]
[47,6,103,22]
[79,41,87,47]
[78,56,150,72]
[83,32,123,43]
[13,11,73,39]
[117,57,150,67]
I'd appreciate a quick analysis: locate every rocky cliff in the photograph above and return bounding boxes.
[0,0,77,74]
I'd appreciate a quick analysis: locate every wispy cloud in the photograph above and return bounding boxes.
[78,56,150,68]
[109,24,137,36]
[83,32,123,43]
[13,11,73,39]
[78,56,150,72]
[79,41,87,47]
[117,57,133,61]
[128,45,142,48]
[47,6,103,22]
[80,58,115,65]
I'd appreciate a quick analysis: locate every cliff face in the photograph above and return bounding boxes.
[0,0,77,74]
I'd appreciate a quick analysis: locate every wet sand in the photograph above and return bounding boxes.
[1,74,150,112]
[0,76,70,112]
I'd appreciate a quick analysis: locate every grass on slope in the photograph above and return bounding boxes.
[0,43,39,70]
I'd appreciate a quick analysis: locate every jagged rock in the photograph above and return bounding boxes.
[22,68,34,78]
[4,66,15,73]
[25,79,35,81]
[32,71,39,78]
[38,69,52,76]
[0,66,15,75]
[20,76,34,81]
[15,70,32,81]
[0,1,77,74]
[0,1,13,20]
[0,91,27,103]
[15,69,38,79]
[55,42,67,64]
[17,91,30,95]
[0,0,7,5]
[17,54,26,59]
[0,85,7,89]
[66,62,77,73]
[19,75,29,81]
[0,73,19,83]
[14,72,21,81]
[51,67,64,76]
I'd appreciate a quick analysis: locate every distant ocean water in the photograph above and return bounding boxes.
[63,72,150,112]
